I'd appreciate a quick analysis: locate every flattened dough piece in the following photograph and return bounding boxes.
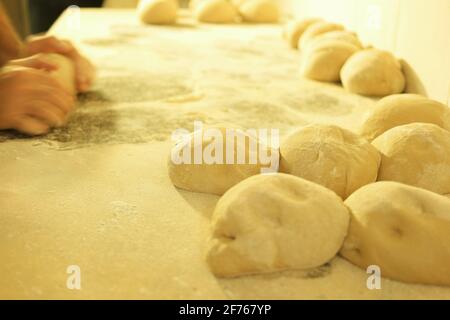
[168,127,278,195]
[360,94,450,141]
[372,123,450,195]
[207,173,350,277]
[280,124,381,199]
[340,49,405,97]
[341,181,450,286]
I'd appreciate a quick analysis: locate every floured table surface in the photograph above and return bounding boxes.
[0,9,449,299]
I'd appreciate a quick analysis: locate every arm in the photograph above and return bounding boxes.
[0,3,23,67]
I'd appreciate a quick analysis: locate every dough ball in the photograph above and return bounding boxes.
[207,173,350,277]
[168,127,279,195]
[360,94,450,142]
[372,123,450,195]
[341,181,450,286]
[194,0,237,23]
[340,49,405,96]
[283,18,323,49]
[307,30,363,49]
[230,0,246,6]
[138,0,178,25]
[189,0,206,9]
[238,0,280,23]
[44,53,77,94]
[280,124,381,199]
[298,21,344,49]
[300,39,360,82]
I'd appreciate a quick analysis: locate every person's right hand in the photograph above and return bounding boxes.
[0,67,75,135]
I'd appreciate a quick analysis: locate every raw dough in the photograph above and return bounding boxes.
[44,53,76,94]
[230,0,246,6]
[341,181,450,286]
[340,49,405,96]
[207,173,350,277]
[298,21,344,50]
[300,39,360,82]
[280,124,380,199]
[137,0,178,25]
[189,0,206,9]
[168,127,278,195]
[307,30,363,50]
[238,0,280,23]
[360,94,450,141]
[372,123,450,195]
[194,0,238,23]
[283,18,323,49]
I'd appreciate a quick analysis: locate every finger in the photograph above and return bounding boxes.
[26,36,74,55]
[6,56,59,71]
[31,59,59,71]
[75,58,96,92]
[59,40,76,53]
[24,100,67,127]
[18,68,74,95]
[13,116,50,136]
[27,86,75,114]
[18,69,76,109]
[25,57,59,71]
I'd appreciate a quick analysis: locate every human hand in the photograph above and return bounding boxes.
[0,67,75,135]
[22,35,96,92]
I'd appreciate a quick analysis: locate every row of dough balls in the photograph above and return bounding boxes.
[169,94,450,198]
[283,18,406,97]
[137,0,280,25]
[168,94,450,285]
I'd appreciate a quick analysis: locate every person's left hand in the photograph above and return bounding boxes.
[22,35,96,93]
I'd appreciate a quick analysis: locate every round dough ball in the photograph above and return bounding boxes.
[194,0,237,23]
[298,21,344,49]
[372,123,450,195]
[300,39,360,82]
[207,173,350,277]
[44,53,77,95]
[307,30,363,49]
[340,49,405,96]
[360,94,450,141]
[280,124,381,199]
[341,181,450,286]
[138,0,178,25]
[189,0,206,9]
[230,0,246,6]
[168,127,278,195]
[283,18,323,49]
[239,0,280,23]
